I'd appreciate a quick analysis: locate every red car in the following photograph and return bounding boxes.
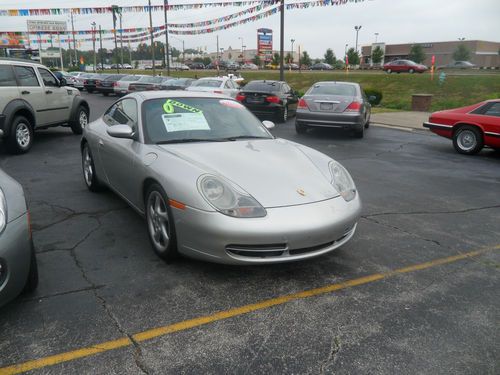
[383,59,427,74]
[423,100,500,154]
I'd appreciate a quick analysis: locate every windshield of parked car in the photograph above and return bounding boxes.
[308,84,357,96]
[142,97,273,144]
[190,79,222,88]
[139,76,164,84]
[243,81,280,93]
[164,78,190,86]
[121,75,142,82]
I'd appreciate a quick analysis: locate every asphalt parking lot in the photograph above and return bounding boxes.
[0,92,499,374]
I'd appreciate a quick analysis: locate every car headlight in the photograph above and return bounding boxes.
[0,188,7,234]
[329,161,356,202]
[198,175,266,218]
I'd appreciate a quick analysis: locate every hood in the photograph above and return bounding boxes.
[159,139,338,208]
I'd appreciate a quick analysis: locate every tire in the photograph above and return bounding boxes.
[386,69,392,74]
[23,244,38,293]
[145,184,178,261]
[353,126,364,139]
[102,92,109,97]
[452,125,483,155]
[87,89,94,94]
[295,121,307,134]
[277,105,288,123]
[70,105,89,135]
[409,68,415,74]
[364,117,370,129]
[81,143,103,192]
[6,116,33,154]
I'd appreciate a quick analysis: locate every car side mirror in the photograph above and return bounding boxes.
[59,78,67,87]
[262,120,275,130]
[368,95,377,104]
[107,124,135,139]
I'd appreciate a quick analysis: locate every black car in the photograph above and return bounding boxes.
[128,76,172,92]
[310,62,333,71]
[189,62,205,69]
[84,74,107,93]
[160,78,196,90]
[236,80,299,123]
[95,74,126,96]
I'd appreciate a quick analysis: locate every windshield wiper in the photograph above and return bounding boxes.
[156,138,226,144]
[223,135,271,141]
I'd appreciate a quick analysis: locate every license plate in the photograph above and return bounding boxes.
[320,103,333,110]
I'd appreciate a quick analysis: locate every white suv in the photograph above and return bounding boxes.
[0,59,89,154]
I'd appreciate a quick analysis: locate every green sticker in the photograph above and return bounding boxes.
[163,99,202,114]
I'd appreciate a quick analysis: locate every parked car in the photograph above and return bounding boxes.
[241,63,259,70]
[295,81,371,138]
[68,71,86,90]
[383,59,427,73]
[170,63,190,71]
[310,63,333,71]
[0,168,38,307]
[122,63,133,69]
[159,78,196,90]
[81,91,361,264]
[188,62,205,69]
[113,75,146,96]
[236,80,299,123]
[53,71,76,87]
[284,63,300,70]
[225,61,240,71]
[438,61,476,70]
[0,59,90,153]
[95,74,127,96]
[423,99,500,154]
[128,76,171,92]
[84,73,108,93]
[185,76,240,98]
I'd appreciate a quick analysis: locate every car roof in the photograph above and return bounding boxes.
[0,58,47,68]
[313,81,358,86]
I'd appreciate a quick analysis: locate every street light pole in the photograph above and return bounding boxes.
[99,25,104,70]
[119,12,124,67]
[290,38,295,63]
[91,22,97,72]
[374,33,379,43]
[238,37,244,63]
[112,5,120,73]
[354,25,362,53]
[148,0,156,75]
[164,0,170,75]
[279,0,285,81]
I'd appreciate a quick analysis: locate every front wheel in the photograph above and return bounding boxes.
[145,184,178,261]
[295,121,307,134]
[6,116,33,154]
[409,68,415,73]
[386,69,392,74]
[82,143,103,192]
[453,126,483,155]
[71,106,89,135]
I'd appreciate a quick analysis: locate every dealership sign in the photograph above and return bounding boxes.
[257,28,273,62]
[27,20,67,33]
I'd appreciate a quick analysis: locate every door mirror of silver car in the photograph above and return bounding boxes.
[107,124,135,139]
[59,78,67,87]
[262,120,275,130]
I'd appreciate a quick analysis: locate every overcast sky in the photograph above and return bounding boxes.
[1,0,499,58]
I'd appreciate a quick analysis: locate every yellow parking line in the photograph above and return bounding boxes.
[1,245,498,375]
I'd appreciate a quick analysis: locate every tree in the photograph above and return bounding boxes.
[324,48,336,65]
[346,48,360,65]
[252,54,261,66]
[314,58,321,64]
[408,44,426,63]
[271,52,280,65]
[371,46,384,64]
[285,52,292,64]
[300,51,312,66]
[453,44,471,61]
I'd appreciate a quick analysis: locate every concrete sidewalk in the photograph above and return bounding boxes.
[371,111,430,132]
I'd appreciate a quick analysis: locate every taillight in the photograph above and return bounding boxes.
[83,80,88,84]
[345,101,361,112]
[266,95,280,104]
[236,93,246,102]
[113,82,118,87]
[298,98,309,109]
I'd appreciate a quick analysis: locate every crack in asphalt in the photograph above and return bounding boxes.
[319,334,341,374]
[363,204,500,219]
[21,285,106,302]
[375,142,412,157]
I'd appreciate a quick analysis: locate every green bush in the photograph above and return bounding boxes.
[364,88,383,105]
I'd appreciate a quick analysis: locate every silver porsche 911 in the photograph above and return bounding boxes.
[81,91,361,264]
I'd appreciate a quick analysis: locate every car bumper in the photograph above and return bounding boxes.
[174,195,361,265]
[296,110,365,129]
[245,104,282,118]
[0,213,32,307]
[96,87,115,94]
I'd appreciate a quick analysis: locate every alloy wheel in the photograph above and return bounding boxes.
[147,191,170,253]
[16,123,31,148]
[457,130,477,151]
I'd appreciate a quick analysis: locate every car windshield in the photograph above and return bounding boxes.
[140,76,164,83]
[243,81,279,93]
[142,97,273,144]
[190,79,222,88]
[121,75,142,82]
[165,78,188,86]
[308,84,357,96]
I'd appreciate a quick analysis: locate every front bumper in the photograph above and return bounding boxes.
[0,213,32,307]
[296,110,364,129]
[174,195,361,265]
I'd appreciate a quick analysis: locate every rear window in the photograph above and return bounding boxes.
[191,79,222,88]
[243,82,280,93]
[0,65,17,86]
[121,75,141,82]
[308,84,357,96]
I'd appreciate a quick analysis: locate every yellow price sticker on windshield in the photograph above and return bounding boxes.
[163,99,202,114]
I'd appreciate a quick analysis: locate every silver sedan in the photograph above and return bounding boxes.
[295,81,371,138]
[81,91,361,264]
[0,168,38,307]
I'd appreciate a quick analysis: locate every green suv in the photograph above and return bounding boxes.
[0,59,89,154]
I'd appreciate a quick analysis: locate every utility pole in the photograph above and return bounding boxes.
[290,38,295,63]
[216,35,219,64]
[354,25,362,53]
[119,12,124,67]
[58,33,64,69]
[99,25,104,71]
[112,5,120,73]
[71,12,77,66]
[148,0,156,75]
[164,0,170,75]
[128,40,132,66]
[91,22,97,72]
[279,0,285,81]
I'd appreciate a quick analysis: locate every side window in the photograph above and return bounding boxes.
[38,68,58,87]
[282,84,291,93]
[224,80,232,89]
[484,103,500,117]
[0,65,17,86]
[104,99,138,129]
[13,66,40,87]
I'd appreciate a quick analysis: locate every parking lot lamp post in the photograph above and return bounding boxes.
[91,22,97,72]
[99,25,104,70]
[374,33,379,43]
[354,25,362,53]
[290,39,295,63]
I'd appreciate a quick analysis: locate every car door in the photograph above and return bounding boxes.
[99,98,140,202]
[12,65,50,126]
[36,67,72,124]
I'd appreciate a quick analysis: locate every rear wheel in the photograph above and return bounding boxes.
[70,105,89,135]
[353,126,364,139]
[295,121,307,134]
[103,92,109,97]
[386,69,392,74]
[409,68,415,73]
[453,125,483,155]
[7,116,33,154]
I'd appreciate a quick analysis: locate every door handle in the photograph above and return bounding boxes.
[45,90,53,94]
[21,90,30,95]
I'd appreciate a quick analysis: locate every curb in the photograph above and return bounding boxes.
[372,122,430,134]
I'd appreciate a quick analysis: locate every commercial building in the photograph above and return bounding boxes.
[361,40,499,68]
[207,46,299,64]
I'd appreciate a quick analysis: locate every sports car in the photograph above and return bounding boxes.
[81,92,361,264]
[423,99,500,154]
